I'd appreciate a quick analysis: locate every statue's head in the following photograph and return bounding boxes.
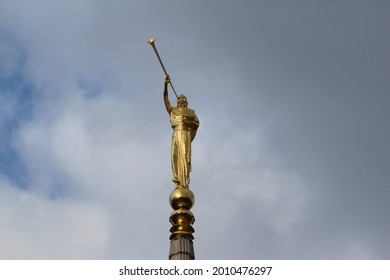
[177,95,188,108]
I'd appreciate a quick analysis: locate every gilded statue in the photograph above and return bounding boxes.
[164,75,199,188]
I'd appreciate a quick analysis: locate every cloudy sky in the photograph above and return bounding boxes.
[0,0,389,259]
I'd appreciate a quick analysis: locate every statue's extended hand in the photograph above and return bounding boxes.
[165,75,170,84]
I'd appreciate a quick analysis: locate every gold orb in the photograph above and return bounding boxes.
[169,187,195,210]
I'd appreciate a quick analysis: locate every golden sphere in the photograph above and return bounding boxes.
[169,187,195,210]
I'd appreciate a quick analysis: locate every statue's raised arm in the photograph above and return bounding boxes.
[163,75,172,114]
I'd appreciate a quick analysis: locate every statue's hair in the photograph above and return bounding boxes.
[178,94,187,101]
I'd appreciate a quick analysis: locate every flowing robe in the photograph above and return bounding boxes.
[169,107,199,187]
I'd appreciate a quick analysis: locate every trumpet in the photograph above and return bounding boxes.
[147,37,179,99]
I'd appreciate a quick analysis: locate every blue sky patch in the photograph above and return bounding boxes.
[0,30,35,189]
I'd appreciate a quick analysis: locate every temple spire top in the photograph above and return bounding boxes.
[147,38,199,260]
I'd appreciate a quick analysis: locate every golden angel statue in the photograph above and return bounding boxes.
[164,75,199,188]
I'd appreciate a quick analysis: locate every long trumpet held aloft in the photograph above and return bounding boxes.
[147,37,179,99]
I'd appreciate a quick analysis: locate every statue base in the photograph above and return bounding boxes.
[168,185,196,260]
